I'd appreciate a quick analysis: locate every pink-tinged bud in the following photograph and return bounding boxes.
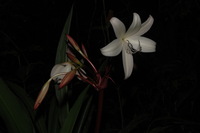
[34,79,51,110]
[59,69,76,88]
[67,53,82,65]
[81,44,88,57]
[66,35,81,52]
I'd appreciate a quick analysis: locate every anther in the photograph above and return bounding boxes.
[126,40,142,54]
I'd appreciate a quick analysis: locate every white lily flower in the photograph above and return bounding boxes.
[50,61,87,83]
[34,62,73,109]
[50,62,73,83]
[100,13,156,79]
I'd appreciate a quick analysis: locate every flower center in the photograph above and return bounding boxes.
[126,40,142,54]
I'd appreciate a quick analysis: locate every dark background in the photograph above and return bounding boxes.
[1,0,200,132]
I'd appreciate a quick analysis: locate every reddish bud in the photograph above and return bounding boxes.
[66,35,81,52]
[59,69,76,88]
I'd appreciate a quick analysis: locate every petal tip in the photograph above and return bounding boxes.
[34,103,40,110]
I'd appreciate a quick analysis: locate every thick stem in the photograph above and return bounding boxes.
[94,89,104,133]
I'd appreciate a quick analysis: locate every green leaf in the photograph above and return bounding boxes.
[119,114,150,133]
[76,95,93,133]
[48,5,74,133]
[60,86,90,133]
[149,126,172,133]
[0,78,34,133]
[58,100,70,127]
[48,96,61,133]
[55,5,73,64]
[55,5,73,104]
[4,80,47,133]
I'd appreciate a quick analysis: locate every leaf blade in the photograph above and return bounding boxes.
[60,86,90,133]
[54,5,74,104]
[0,78,34,133]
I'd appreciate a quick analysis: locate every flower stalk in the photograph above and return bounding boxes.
[95,89,104,133]
[34,11,156,133]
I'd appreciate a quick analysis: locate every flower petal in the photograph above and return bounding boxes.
[135,15,154,36]
[139,37,156,52]
[50,62,72,82]
[110,17,126,38]
[125,36,140,50]
[126,36,156,52]
[100,39,123,56]
[124,13,141,38]
[122,46,134,79]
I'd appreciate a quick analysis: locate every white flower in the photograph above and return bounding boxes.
[100,13,156,79]
[50,62,87,83]
[34,62,74,109]
[50,62,73,83]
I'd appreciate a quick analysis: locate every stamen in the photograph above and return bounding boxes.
[126,40,142,54]
[55,77,62,84]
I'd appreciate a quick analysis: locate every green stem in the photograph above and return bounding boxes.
[94,89,104,133]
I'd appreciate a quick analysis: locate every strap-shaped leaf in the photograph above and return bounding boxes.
[48,96,63,133]
[55,5,73,104]
[55,5,73,64]
[5,80,47,133]
[76,95,93,133]
[60,86,90,133]
[0,78,34,133]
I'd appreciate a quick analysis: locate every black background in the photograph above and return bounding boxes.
[1,0,200,132]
